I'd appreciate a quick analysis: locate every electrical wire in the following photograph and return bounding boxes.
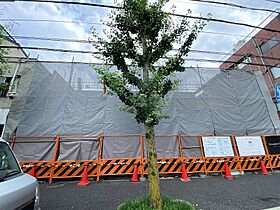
[0,17,277,43]
[2,0,120,9]
[0,18,103,26]
[178,0,279,14]
[3,32,275,47]
[1,1,279,68]
[4,54,279,69]
[7,0,280,14]
[173,13,280,33]
[2,44,280,62]
[8,35,92,43]
[2,0,280,33]
[1,45,98,54]
[2,45,280,69]
[172,0,266,15]
[264,0,280,3]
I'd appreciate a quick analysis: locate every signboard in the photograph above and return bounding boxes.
[275,84,280,103]
[235,136,265,156]
[265,136,280,155]
[202,136,234,157]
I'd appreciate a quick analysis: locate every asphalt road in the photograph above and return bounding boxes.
[40,173,280,210]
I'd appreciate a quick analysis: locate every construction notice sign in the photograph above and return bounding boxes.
[235,136,266,156]
[265,136,280,155]
[202,136,234,157]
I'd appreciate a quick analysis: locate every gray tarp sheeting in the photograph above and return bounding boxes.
[103,136,140,159]
[58,140,99,161]
[13,142,55,161]
[181,136,202,157]
[5,62,278,160]
[153,136,179,158]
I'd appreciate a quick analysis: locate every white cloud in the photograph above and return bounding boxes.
[0,1,110,62]
[0,0,278,66]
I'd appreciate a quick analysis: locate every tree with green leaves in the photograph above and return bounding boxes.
[92,0,208,209]
[0,26,10,91]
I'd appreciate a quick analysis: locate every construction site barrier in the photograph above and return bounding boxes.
[270,154,280,168]
[10,134,280,183]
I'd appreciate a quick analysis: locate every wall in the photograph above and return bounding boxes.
[3,60,39,140]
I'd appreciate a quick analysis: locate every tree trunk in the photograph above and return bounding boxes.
[145,125,162,210]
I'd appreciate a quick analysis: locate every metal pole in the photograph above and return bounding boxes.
[140,134,144,178]
[231,135,243,175]
[252,37,274,88]
[49,135,60,184]
[261,135,273,172]
[97,135,103,182]
[198,135,207,175]
[68,57,75,86]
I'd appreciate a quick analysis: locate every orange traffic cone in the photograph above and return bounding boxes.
[260,160,268,175]
[224,161,233,180]
[77,166,90,186]
[30,166,36,177]
[180,162,189,182]
[130,164,139,182]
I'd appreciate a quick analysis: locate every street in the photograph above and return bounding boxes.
[40,172,280,210]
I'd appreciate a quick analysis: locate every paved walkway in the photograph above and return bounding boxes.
[40,173,280,210]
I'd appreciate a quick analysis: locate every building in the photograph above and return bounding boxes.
[220,14,280,116]
[0,26,37,139]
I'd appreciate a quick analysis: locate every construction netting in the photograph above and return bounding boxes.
[3,60,279,160]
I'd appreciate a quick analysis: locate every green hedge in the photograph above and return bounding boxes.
[118,196,196,210]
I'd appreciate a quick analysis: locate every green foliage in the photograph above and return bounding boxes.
[92,0,209,126]
[0,26,9,86]
[0,82,9,92]
[118,196,196,210]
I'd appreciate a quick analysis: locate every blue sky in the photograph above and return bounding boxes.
[0,0,279,67]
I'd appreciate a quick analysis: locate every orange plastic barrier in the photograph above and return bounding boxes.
[13,134,280,183]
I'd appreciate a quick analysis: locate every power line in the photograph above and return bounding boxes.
[173,0,266,15]
[218,11,277,62]
[5,35,272,63]
[173,14,280,33]
[8,35,92,43]
[4,54,279,69]
[1,45,98,54]
[2,44,280,62]
[0,17,276,41]
[190,49,280,62]
[2,45,280,67]
[4,56,221,69]
[5,0,119,9]
[6,30,276,44]
[7,0,280,14]
[3,0,280,33]
[2,45,280,62]
[264,0,280,3]
[1,18,277,42]
[200,31,271,41]
[180,0,279,14]
[0,18,103,26]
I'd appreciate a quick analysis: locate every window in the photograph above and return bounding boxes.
[260,35,279,54]
[271,66,280,79]
[0,142,21,178]
[236,56,251,70]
